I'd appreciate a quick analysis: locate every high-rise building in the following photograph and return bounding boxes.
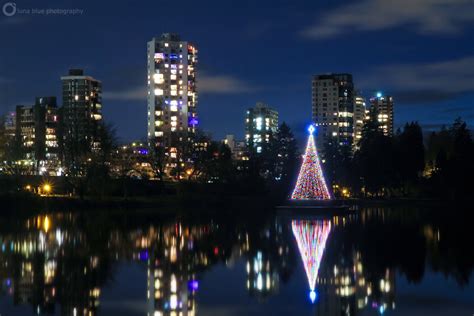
[15,97,59,169]
[312,74,354,152]
[369,92,394,137]
[147,33,198,164]
[245,102,278,153]
[61,69,102,156]
[4,111,16,140]
[353,94,367,148]
[222,134,247,161]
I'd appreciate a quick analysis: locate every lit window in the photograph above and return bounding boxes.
[170,105,178,111]
[153,73,164,84]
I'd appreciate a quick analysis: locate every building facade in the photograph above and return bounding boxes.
[312,74,354,152]
[147,33,198,165]
[369,93,394,137]
[223,134,247,161]
[353,94,367,148]
[61,69,102,158]
[15,97,59,172]
[245,102,278,153]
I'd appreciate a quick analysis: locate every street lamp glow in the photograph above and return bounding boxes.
[43,183,52,194]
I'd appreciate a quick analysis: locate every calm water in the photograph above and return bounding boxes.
[0,207,473,315]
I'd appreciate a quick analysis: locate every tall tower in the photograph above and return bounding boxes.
[312,74,354,152]
[61,69,102,156]
[369,93,394,137]
[353,94,367,149]
[147,33,198,163]
[245,102,278,153]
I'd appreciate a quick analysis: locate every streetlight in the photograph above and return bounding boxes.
[42,183,52,195]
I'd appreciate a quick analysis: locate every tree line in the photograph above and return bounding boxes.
[324,111,474,200]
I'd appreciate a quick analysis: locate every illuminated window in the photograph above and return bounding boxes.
[170,105,178,111]
[153,73,164,84]
[154,89,163,96]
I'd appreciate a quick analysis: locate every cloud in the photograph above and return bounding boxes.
[359,56,474,102]
[102,73,256,101]
[302,0,474,39]
[198,73,257,94]
[103,87,146,101]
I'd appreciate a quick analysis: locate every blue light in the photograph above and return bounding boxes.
[309,290,317,303]
[188,280,199,291]
[170,54,179,59]
[189,118,199,126]
[376,92,382,98]
[139,250,149,261]
[308,125,315,135]
[379,305,385,314]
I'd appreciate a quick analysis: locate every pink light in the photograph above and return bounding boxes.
[292,220,331,292]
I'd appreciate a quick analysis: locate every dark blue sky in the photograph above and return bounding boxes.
[1,0,473,143]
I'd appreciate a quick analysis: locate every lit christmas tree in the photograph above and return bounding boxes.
[292,219,331,303]
[291,125,331,200]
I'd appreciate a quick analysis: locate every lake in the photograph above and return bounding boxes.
[0,206,473,315]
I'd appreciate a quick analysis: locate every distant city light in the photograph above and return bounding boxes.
[376,92,382,98]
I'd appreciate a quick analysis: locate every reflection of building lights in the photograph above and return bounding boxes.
[43,216,50,232]
[170,294,178,309]
[256,273,263,290]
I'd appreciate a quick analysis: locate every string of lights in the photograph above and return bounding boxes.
[292,219,331,303]
[291,125,331,200]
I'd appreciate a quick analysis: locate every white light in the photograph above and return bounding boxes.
[256,273,263,290]
[170,294,177,309]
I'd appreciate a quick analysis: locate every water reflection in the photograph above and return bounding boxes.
[291,219,331,303]
[0,208,472,315]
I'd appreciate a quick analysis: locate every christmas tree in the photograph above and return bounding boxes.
[291,125,331,200]
[292,219,331,303]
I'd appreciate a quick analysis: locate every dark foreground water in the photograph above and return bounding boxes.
[0,207,473,315]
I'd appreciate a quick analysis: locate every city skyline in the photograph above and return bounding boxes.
[1,0,473,143]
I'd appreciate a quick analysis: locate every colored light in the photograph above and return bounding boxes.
[139,250,149,261]
[291,128,331,200]
[188,280,199,291]
[376,92,382,98]
[309,290,317,303]
[43,183,51,193]
[292,220,331,296]
[189,118,198,126]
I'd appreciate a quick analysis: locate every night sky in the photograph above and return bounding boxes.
[1,0,473,143]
